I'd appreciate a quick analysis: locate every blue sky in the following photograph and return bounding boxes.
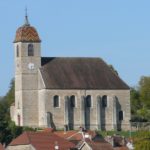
[0,0,150,96]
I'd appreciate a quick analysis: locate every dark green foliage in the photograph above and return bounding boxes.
[133,131,150,150]
[130,88,141,114]
[139,76,150,108]
[131,76,150,122]
[97,130,150,150]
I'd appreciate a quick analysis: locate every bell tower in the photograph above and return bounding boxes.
[13,14,41,126]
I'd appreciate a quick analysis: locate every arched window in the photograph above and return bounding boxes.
[85,95,91,107]
[70,95,75,107]
[53,95,59,107]
[17,114,21,126]
[119,111,123,121]
[16,45,19,57]
[102,95,107,107]
[17,102,20,109]
[28,44,34,56]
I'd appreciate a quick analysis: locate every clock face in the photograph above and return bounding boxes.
[28,63,35,70]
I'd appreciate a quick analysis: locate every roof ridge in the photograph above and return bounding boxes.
[41,56,101,59]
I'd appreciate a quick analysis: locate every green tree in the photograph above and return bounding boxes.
[134,131,150,150]
[130,76,150,122]
[0,79,15,144]
[139,76,150,108]
[130,87,141,115]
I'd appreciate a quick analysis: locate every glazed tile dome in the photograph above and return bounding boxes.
[14,16,41,43]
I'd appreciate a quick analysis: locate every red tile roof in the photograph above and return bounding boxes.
[9,131,75,150]
[0,143,4,150]
[14,25,41,43]
[55,130,115,150]
[9,130,129,150]
[54,130,96,141]
[85,139,114,150]
[55,130,83,140]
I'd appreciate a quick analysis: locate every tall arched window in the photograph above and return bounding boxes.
[17,114,21,126]
[16,45,19,57]
[85,95,91,107]
[17,102,20,109]
[119,111,123,121]
[102,95,107,107]
[53,95,59,107]
[70,95,75,107]
[28,44,34,56]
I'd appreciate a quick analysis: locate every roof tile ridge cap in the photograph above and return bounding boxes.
[66,131,81,140]
[44,56,99,58]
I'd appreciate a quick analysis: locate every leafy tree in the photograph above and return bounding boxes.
[130,87,141,114]
[134,131,150,150]
[139,76,150,108]
[131,76,150,122]
[0,79,15,144]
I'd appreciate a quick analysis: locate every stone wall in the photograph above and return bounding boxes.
[13,41,41,127]
[38,89,130,131]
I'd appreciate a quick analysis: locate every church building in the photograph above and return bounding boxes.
[10,15,131,131]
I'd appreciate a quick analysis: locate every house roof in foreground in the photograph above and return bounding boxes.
[40,57,129,90]
[0,143,4,150]
[9,131,75,150]
[54,130,114,150]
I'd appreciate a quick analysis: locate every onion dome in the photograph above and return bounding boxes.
[14,15,41,43]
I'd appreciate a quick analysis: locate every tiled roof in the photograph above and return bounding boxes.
[41,57,129,90]
[85,139,114,150]
[55,130,83,140]
[0,143,4,150]
[14,25,41,43]
[55,130,114,150]
[54,130,96,141]
[9,131,75,150]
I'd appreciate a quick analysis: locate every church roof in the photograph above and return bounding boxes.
[14,15,41,43]
[40,57,129,90]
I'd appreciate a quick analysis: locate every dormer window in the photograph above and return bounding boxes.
[16,45,19,57]
[28,44,34,56]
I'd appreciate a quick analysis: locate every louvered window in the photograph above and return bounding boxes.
[28,44,34,56]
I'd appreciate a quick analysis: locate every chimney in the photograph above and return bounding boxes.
[54,141,59,150]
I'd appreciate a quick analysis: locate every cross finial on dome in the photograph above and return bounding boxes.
[24,7,30,26]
